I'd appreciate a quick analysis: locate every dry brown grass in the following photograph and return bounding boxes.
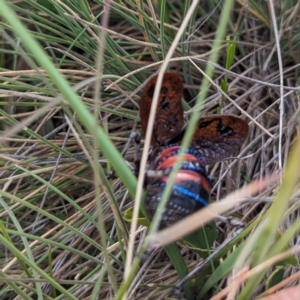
[0,1,299,299]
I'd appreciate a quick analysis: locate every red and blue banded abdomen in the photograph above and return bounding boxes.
[145,145,212,229]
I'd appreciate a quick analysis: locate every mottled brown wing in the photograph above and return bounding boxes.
[140,73,184,147]
[190,115,249,165]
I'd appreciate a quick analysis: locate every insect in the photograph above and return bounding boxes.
[139,73,249,229]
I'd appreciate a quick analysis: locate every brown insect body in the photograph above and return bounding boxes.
[140,73,249,228]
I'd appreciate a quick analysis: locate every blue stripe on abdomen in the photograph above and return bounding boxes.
[172,184,208,206]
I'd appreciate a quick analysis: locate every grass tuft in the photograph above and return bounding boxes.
[0,0,299,299]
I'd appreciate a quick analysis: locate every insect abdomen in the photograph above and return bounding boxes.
[145,145,212,229]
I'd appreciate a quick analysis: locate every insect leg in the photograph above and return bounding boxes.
[108,131,141,179]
